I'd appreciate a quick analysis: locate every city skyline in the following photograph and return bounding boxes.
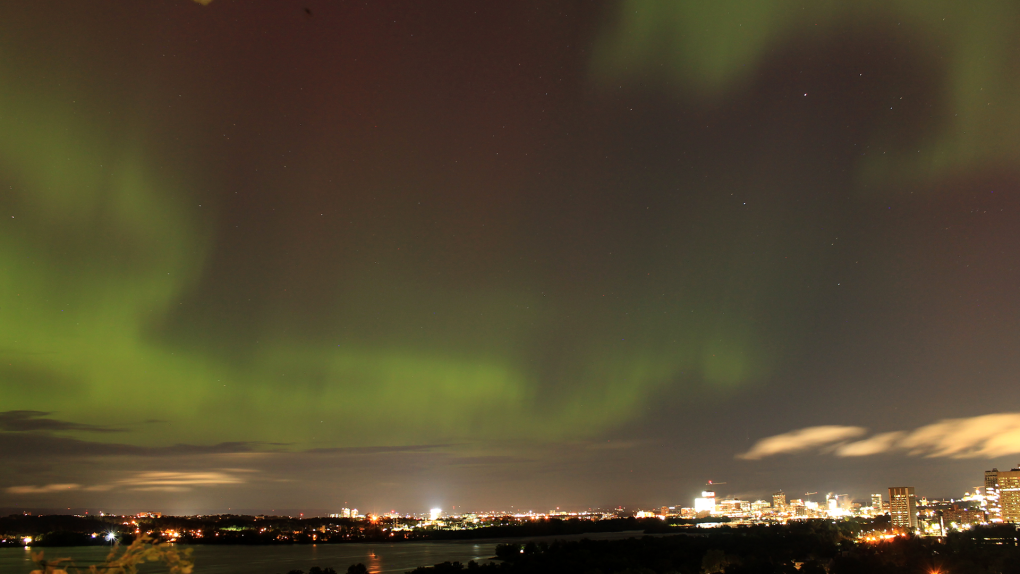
[2,464,1015,534]
[4,0,1020,513]
[5,462,1017,519]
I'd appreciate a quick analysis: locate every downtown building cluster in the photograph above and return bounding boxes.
[641,464,1020,536]
[321,464,1020,537]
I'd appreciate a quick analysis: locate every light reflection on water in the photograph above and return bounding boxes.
[367,547,381,573]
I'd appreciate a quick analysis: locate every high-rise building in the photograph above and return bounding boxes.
[889,487,918,530]
[773,491,786,509]
[871,493,884,512]
[986,468,1003,522]
[985,469,999,491]
[997,466,1020,523]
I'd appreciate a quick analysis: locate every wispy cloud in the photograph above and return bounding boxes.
[740,412,1020,460]
[835,432,905,457]
[6,471,249,495]
[737,426,866,460]
[116,471,246,490]
[898,413,1020,458]
[6,483,80,494]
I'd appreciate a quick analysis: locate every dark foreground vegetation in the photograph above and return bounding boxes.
[408,523,1020,574]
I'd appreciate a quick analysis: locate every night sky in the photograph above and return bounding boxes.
[3,0,1020,515]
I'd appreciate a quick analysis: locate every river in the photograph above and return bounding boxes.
[0,531,648,574]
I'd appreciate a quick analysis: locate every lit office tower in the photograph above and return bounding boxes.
[985,468,1003,522]
[871,494,884,512]
[998,466,1020,523]
[772,491,786,510]
[889,487,918,529]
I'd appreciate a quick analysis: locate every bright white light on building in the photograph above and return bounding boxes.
[430,508,442,521]
[105,532,118,542]
[694,497,715,513]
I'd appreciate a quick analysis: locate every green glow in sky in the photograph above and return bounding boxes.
[0,66,775,446]
[593,0,1020,187]
[5,0,1017,457]
[0,73,763,447]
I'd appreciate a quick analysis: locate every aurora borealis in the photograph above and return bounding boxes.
[3,0,1020,513]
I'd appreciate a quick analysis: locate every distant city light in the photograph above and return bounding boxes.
[430,508,442,521]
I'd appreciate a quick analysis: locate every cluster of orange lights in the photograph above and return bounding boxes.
[858,532,906,543]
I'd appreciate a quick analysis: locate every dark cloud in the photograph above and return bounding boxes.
[305,444,454,455]
[0,411,123,433]
[445,455,527,466]
[0,432,264,458]
[0,430,452,461]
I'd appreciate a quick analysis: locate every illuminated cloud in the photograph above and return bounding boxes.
[835,432,906,457]
[6,471,247,495]
[737,425,866,460]
[115,471,247,491]
[898,413,1020,459]
[6,483,80,494]
[743,413,1020,459]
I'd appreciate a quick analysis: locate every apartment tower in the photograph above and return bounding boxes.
[888,486,918,529]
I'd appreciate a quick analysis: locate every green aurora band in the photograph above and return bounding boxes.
[0,73,766,447]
